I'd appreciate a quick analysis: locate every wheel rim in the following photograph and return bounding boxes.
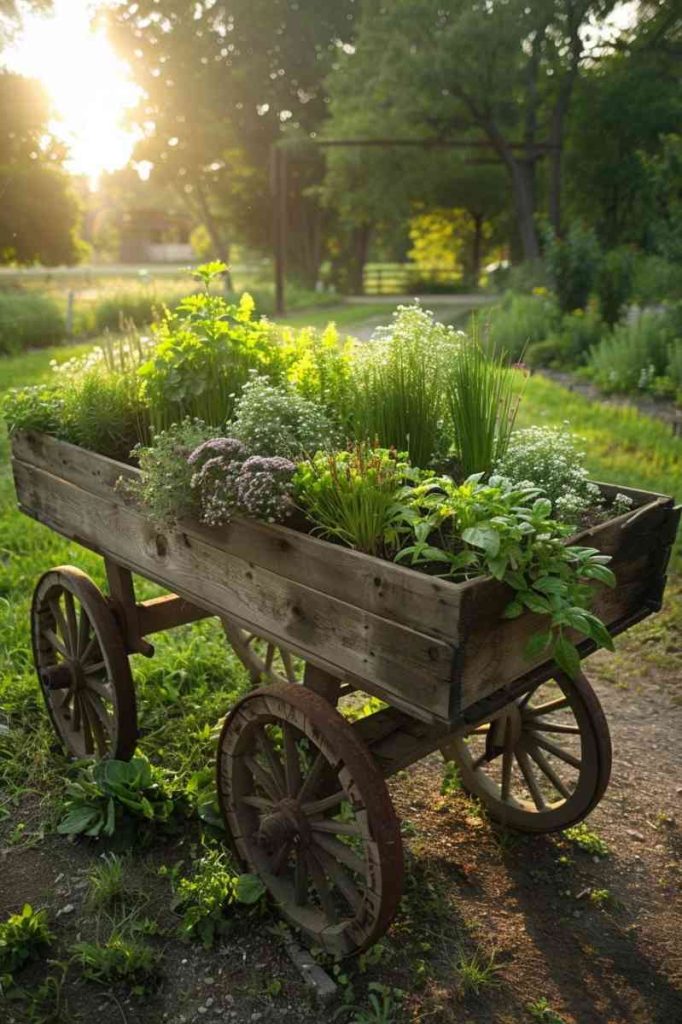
[217,683,403,955]
[222,618,302,685]
[442,671,611,833]
[31,567,137,761]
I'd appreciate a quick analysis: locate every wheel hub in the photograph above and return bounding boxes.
[255,797,311,852]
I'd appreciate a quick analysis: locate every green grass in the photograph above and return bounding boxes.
[278,301,389,330]
[518,374,682,506]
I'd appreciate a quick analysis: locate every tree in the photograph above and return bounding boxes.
[106,1,358,284]
[564,6,682,250]
[0,72,81,265]
[0,0,51,46]
[325,0,618,262]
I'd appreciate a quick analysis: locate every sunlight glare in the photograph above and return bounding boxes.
[6,0,140,184]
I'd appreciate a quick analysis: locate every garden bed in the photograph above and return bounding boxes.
[11,429,679,725]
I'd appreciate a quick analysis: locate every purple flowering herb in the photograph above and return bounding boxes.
[188,436,247,467]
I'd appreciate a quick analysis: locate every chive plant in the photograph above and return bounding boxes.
[445,331,522,478]
[351,304,458,466]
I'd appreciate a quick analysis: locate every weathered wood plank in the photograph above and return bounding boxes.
[11,431,462,643]
[12,457,455,723]
[456,499,677,712]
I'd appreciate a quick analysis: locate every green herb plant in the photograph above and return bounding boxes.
[351,304,458,465]
[71,931,159,987]
[445,331,521,478]
[138,262,278,432]
[57,755,181,843]
[0,904,53,992]
[294,444,413,556]
[170,845,265,948]
[394,475,616,678]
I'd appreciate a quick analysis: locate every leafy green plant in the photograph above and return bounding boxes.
[71,931,159,986]
[126,419,219,526]
[588,311,673,394]
[170,846,265,948]
[0,905,53,991]
[294,445,412,556]
[57,755,181,842]
[231,375,337,458]
[494,425,603,525]
[345,984,401,1024]
[444,331,521,477]
[394,475,616,678]
[527,997,569,1024]
[564,823,609,857]
[486,289,559,360]
[282,322,356,430]
[138,263,278,432]
[351,303,458,465]
[544,223,602,314]
[596,247,635,327]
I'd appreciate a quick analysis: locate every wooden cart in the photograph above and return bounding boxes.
[10,430,681,956]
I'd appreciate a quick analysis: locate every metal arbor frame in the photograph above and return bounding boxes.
[269,136,556,314]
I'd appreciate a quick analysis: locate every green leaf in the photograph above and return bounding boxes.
[57,805,102,835]
[580,612,615,651]
[532,576,567,596]
[503,600,524,619]
[462,525,500,557]
[234,874,265,905]
[553,635,581,679]
[532,498,552,519]
[519,591,551,615]
[581,564,617,587]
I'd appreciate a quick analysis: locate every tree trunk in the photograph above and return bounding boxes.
[508,158,540,261]
[194,177,233,290]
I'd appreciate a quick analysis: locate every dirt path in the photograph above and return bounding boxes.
[346,293,495,340]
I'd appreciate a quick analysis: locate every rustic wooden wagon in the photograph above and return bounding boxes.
[10,430,680,956]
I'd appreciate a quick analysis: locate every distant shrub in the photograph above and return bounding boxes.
[596,248,635,327]
[544,223,602,314]
[93,291,177,332]
[631,254,682,305]
[0,291,64,355]
[588,311,674,393]
[485,291,559,360]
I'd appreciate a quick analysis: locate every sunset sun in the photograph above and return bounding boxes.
[7,0,139,183]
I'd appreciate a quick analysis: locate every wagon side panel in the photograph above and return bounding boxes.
[11,451,456,724]
[455,498,679,715]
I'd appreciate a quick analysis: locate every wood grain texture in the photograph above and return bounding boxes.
[12,456,455,722]
[11,431,462,643]
[10,431,679,725]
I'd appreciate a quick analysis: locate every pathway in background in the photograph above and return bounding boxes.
[345,292,495,340]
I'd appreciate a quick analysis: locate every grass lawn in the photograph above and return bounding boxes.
[0,339,680,1023]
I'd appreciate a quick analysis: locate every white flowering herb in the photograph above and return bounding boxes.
[230,376,337,459]
[494,425,601,525]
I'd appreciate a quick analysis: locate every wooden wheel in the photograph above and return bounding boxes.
[222,618,302,685]
[216,683,404,956]
[441,671,611,833]
[31,566,137,761]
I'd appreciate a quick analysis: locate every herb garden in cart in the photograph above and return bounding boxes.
[2,264,680,964]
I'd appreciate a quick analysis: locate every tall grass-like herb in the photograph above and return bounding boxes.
[445,331,522,478]
[352,304,458,466]
[294,445,410,556]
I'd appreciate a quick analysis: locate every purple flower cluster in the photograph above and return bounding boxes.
[187,438,295,526]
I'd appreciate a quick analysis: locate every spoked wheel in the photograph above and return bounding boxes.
[217,683,403,956]
[222,618,302,685]
[440,671,611,833]
[31,566,137,760]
